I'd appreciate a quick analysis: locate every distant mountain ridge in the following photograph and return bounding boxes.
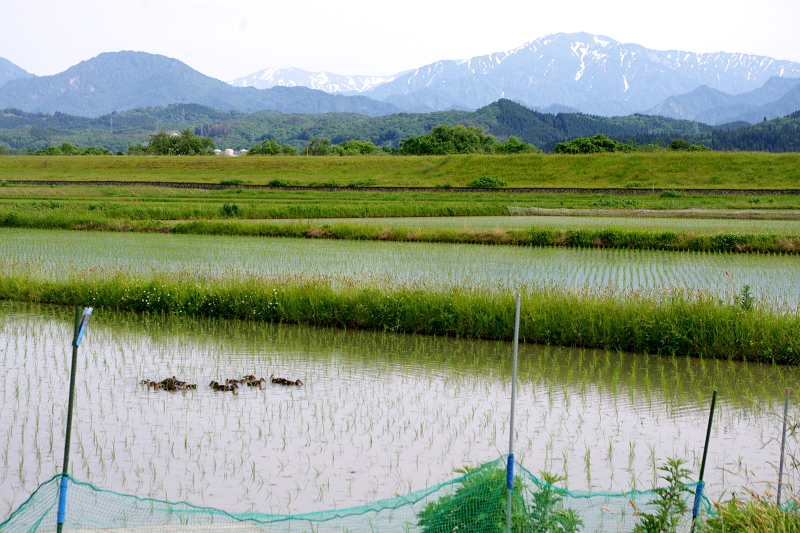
[231,32,800,116]
[0,57,33,88]
[0,52,399,118]
[645,77,800,124]
[3,32,800,120]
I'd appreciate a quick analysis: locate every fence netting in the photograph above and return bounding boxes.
[0,456,708,533]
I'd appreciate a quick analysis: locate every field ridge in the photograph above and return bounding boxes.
[7,179,800,195]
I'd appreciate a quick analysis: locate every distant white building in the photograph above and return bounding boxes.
[215,148,247,156]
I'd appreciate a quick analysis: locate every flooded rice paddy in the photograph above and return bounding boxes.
[1,229,800,309]
[1,301,799,519]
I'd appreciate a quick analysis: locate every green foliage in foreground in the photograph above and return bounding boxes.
[418,466,580,533]
[1,268,799,363]
[632,459,693,533]
[705,497,800,532]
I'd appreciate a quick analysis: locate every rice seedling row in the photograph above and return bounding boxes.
[1,228,798,309]
[1,303,798,521]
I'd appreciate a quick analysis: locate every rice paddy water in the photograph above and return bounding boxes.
[1,301,798,521]
[1,228,799,310]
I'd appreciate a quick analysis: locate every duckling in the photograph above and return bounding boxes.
[294,379,303,386]
[243,375,256,381]
[140,379,150,385]
[270,374,279,383]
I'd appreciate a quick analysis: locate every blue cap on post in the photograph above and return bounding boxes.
[73,308,93,347]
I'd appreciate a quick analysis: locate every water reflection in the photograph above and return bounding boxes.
[0,301,797,519]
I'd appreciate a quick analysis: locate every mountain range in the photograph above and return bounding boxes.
[1,32,800,122]
[229,32,800,119]
[0,52,399,118]
[0,57,32,88]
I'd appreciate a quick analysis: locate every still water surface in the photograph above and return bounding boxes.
[1,302,798,519]
[2,228,799,308]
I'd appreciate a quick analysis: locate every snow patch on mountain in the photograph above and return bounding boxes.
[227,32,800,116]
[227,67,400,93]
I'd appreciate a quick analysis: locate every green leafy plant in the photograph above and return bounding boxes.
[220,203,240,217]
[417,465,581,533]
[632,458,693,533]
[467,175,507,188]
[735,285,754,311]
[659,190,681,198]
[530,472,583,533]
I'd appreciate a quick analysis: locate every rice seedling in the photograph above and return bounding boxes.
[1,301,798,520]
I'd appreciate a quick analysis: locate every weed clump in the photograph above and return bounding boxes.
[467,175,507,188]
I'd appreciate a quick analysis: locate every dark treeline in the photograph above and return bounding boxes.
[1,99,799,153]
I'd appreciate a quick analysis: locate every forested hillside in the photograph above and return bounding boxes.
[0,99,798,153]
[711,111,800,152]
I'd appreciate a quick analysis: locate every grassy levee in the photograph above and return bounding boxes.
[2,209,799,254]
[170,220,800,253]
[1,267,798,363]
[2,152,800,188]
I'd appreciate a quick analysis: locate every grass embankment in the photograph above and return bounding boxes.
[1,210,799,254]
[2,152,800,189]
[1,267,798,363]
[4,184,800,213]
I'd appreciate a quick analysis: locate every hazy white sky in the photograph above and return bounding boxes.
[2,0,798,81]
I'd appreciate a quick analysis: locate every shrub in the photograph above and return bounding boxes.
[220,203,240,217]
[467,175,507,188]
[554,134,637,154]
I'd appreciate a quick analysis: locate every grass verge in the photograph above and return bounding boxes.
[1,266,798,363]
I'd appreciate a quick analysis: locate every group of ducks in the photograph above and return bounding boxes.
[140,374,303,393]
[140,377,198,391]
[270,374,303,386]
[208,374,303,393]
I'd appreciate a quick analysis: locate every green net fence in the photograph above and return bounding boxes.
[1,456,709,533]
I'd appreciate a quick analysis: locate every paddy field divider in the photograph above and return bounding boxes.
[0,267,798,363]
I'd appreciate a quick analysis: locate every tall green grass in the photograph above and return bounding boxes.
[1,266,798,363]
[705,498,800,532]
